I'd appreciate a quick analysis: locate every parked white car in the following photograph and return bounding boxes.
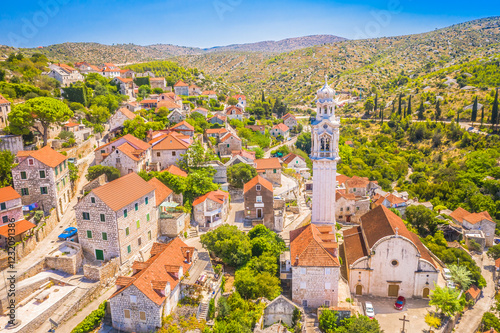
[364,302,375,319]
[443,268,452,280]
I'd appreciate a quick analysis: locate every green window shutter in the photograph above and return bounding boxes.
[145,197,148,205]
[39,170,45,178]
[135,203,138,211]
[125,227,129,236]
[127,245,131,253]
[102,232,107,241]
[21,171,27,179]
[136,220,140,229]
[100,214,105,222]
[87,230,92,238]
[146,213,150,222]
[124,209,128,218]
[55,167,58,176]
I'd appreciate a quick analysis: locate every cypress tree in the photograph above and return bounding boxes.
[261,90,265,102]
[417,100,425,120]
[407,95,412,118]
[392,100,396,114]
[457,109,460,123]
[380,106,384,124]
[374,94,378,114]
[481,107,484,127]
[471,96,478,122]
[398,94,402,116]
[492,88,499,130]
[435,100,441,121]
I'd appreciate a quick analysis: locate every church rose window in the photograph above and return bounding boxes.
[391,260,399,266]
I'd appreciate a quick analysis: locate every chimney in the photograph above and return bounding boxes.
[186,250,191,264]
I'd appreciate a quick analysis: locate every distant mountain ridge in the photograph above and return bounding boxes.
[0,35,347,64]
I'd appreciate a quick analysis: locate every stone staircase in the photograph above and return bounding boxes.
[197,301,209,320]
[188,228,198,238]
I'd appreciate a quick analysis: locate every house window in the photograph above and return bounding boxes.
[20,171,27,179]
[100,150,105,154]
[347,207,350,211]
[256,196,262,203]
[130,295,137,304]
[136,220,140,229]
[125,227,130,236]
[138,237,142,246]
[300,267,306,275]
[139,311,146,321]
[172,151,176,156]
[28,158,34,166]
[302,300,308,307]
[39,170,46,179]
[124,309,130,319]
[357,207,360,211]
[82,212,90,220]
[145,197,149,205]
[227,144,229,148]
[146,213,150,222]
[63,161,66,169]
[340,207,343,212]
[40,187,48,195]
[148,230,152,240]
[0,203,5,210]
[102,232,107,240]
[2,216,8,223]
[256,185,261,191]
[325,268,331,275]
[124,209,128,218]
[135,203,138,211]
[325,282,332,289]
[353,188,356,192]
[55,167,58,176]
[100,214,105,222]
[86,230,92,239]
[157,152,160,157]
[91,197,95,203]
[325,300,330,307]
[62,178,65,186]
[21,188,29,196]
[273,169,277,173]
[300,282,306,289]
[127,245,131,253]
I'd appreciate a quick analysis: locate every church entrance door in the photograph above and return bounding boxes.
[355,285,363,295]
[423,287,430,298]
[388,284,399,297]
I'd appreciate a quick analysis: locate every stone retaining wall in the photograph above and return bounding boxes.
[45,242,83,275]
[83,257,120,283]
[13,211,58,261]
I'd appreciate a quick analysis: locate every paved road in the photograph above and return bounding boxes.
[454,253,495,333]
[264,135,299,158]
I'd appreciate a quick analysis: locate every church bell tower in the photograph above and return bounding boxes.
[311,77,341,225]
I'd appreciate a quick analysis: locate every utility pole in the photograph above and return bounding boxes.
[400,314,409,333]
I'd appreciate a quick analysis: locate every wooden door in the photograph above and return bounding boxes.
[388,284,399,297]
[423,287,430,298]
[356,285,363,295]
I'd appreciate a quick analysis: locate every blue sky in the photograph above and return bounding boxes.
[0,0,498,48]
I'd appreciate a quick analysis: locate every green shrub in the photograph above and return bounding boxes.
[71,300,107,333]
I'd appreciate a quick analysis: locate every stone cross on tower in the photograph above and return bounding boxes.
[310,77,341,225]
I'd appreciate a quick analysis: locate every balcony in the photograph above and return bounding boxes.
[204,208,222,217]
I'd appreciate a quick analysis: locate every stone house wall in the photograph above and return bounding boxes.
[0,102,11,129]
[193,198,228,226]
[12,156,71,216]
[83,257,120,282]
[75,189,157,264]
[160,212,188,237]
[291,266,340,308]
[463,219,496,247]
[218,136,242,156]
[335,197,370,224]
[81,174,107,194]
[174,86,189,96]
[284,117,298,129]
[259,168,282,186]
[167,111,185,124]
[0,196,23,225]
[100,148,145,176]
[151,149,187,170]
[244,183,274,228]
[45,242,83,275]
[0,135,23,154]
[264,296,298,327]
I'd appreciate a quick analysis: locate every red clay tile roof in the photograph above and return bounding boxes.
[64,122,80,127]
[192,190,229,207]
[157,99,180,110]
[463,211,494,224]
[225,106,243,115]
[336,190,356,201]
[150,133,191,151]
[0,94,10,104]
[193,107,208,114]
[244,175,273,193]
[220,132,240,143]
[205,128,228,135]
[282,153,305,165]
[117,107,137,120]
[202,90,217,95]
[483,329,498,333]
[171,120,194,131]
[496,258,500,269]
[91,173,156,211]
[346,176,370,188]
[0,186,21,203]
[54,63,77,72]
[450,207,470,223]
[255,158,281,171]
[95,134,151,152]
[140,99,158,104]
[336,174,350,186]
[0,220,36,237]
[384,193,406,205]
[161,165,187,177]
[174,80,189,87]
[116,143,143,162]
[360,205,436,268]
[282,113,296,120]
[232,94,246,100]
[17,145,67,168]
[232,150,256,161]
[273,123,289,132]
[343,226,368,265]
[208,114,226,122]
[110,238,193,305]
[466,285,481,299]
[289,224,340,267]
[148,177,173,206]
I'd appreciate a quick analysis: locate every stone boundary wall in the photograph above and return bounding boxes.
[0,275,51,315]
[45,242,83,275]
[81,174,106,194]
[83,257,120,283]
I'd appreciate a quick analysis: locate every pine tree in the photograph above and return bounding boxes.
[435,100,441,121]
[471,96,478,122]
[417,100,425,120]
[492,88,499,130]
[407,95,412,118]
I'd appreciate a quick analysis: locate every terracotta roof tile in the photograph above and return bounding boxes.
[336,174,350,186]
[289,224,340,267]
[17,146,67,168]
[343,226,368,265]
[282,113,296,120]
[0,186,21,203]
[450,207,470,223]
[0,94,10,104]
[0,220,36,237]
[150,133,191,151]
[117,107,137,120]
[157,99,180,110]
[148,177,173,206]
[220,132,240,143]
[231,94,246,100]
[192,190,229,207]
[232,150,255,161]
[171,120,194,131]
[64,122,80,127]
[225,106,243,115]
[466,284,481,299]
[244,175,273,194]
[96,134,151,152]
[91,173,156,211]
[464,211,494,224]
[496,258,500,269]
[273,123,289,132]
[161,165,187,177]
[174,80,189,87]
[110,238,193,305]
[205,128,228,135]
[255,158,281,171]
[346,176,370,188]
[202,90,217,95]
[282,153,305,165]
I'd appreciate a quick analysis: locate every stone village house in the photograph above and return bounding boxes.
[244,175,275,230]
[335,191,370,224]
[149,132,191,170]
[255,158,282,186]
[75,173,158,263]
[282,113,298,130]
[109,239,196,333]
[281,224,341,308]
[0,186,36,247]
[192,190,229,229]
[13,146,71,217]
[0,94,11,130]
[108,108,138,132]
[450,207,496,247]
[343,205,439,298]
[218,132,242,156]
